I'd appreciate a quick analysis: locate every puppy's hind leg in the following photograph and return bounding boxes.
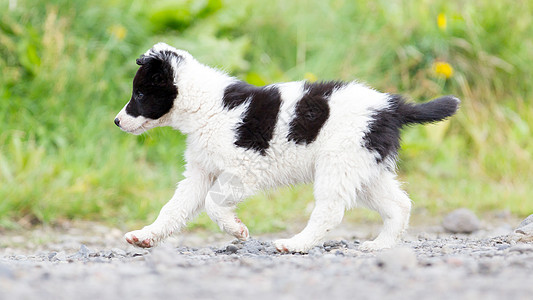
[359,172,412,251]
[274,159,350,253]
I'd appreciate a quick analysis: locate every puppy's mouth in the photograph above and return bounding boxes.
[120,121,151,135]
[115,107,161,135]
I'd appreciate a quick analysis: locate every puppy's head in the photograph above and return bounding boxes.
[114,43,188,135]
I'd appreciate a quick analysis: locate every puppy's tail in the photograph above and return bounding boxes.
[394,95,461,126]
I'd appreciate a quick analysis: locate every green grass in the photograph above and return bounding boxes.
[1,0,532,232]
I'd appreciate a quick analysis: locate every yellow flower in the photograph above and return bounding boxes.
[433,61,454,79]
[304,72,318,82]
[437,13,447,31]
[109,24,127,40]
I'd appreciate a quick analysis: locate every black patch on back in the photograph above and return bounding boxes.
[222,81,257,110]
[222,82,282,155]
[287,81,345,145]
[125,52,180,119]
[363,95,404,163]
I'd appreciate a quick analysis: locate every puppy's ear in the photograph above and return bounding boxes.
[136,55,147,65]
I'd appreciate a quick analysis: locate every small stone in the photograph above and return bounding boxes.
[130,255,145,262]
[73,244,92,259]
[323,240,343,250]
[515,223,533,236]
[517,214,533,229]
[308,247,324,257]
[130,250,149,257]
[100,250,114,258]
[510,223,533,243]
[441,245,454,254]
[442,208,481,234]
[240,239,264,254]
[111,248,127,256]
[53,251,67,261]
[496,244,510,251]
[48,252,57,260]
[226,245,239,254]
[376,247,418,271]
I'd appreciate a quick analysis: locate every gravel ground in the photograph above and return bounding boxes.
[1,216,533,300]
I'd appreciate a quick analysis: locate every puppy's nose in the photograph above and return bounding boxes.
[114,118,121,127]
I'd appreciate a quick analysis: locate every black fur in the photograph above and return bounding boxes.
[222,82,282,155]
[363,94,460,163]
[398,95,460,125]
[222,81,256,110]
[126,53,180,119]
[287,81,345,145]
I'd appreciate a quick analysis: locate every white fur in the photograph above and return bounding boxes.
[116,43,412,252]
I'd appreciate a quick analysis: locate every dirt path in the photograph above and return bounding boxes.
[1,220,532,300]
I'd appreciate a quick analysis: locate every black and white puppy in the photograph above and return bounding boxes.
[115,43,459,252]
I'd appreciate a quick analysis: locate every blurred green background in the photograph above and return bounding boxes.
[0,0,531,232]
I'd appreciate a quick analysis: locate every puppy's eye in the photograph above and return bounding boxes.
[136,91,144,99]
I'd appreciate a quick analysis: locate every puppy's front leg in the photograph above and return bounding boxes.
[125,168,212,248]
[204,173,252,240]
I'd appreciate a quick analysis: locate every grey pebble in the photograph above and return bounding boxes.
[111,248,127,256]
[100,250,114,258]
[442,208,481,234]
[79,244,91,255]
[497,244,510,251]
[48,252,57,260]
[516,214,533,229]
[226,244,239,254]
[53,251,67,262]
[308,247,325,257]
[323,240,344,250]
[515,223,533,237]
[441,245,454,254]
[239,239,264,254]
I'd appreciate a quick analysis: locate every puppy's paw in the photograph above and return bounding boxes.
[124,229,159,248]
[359,239,395,251]
[273,238,312,253]
[233,217,250,241]
[221,217,250,241]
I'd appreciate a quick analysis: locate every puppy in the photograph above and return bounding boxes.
[114,43,459,252]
